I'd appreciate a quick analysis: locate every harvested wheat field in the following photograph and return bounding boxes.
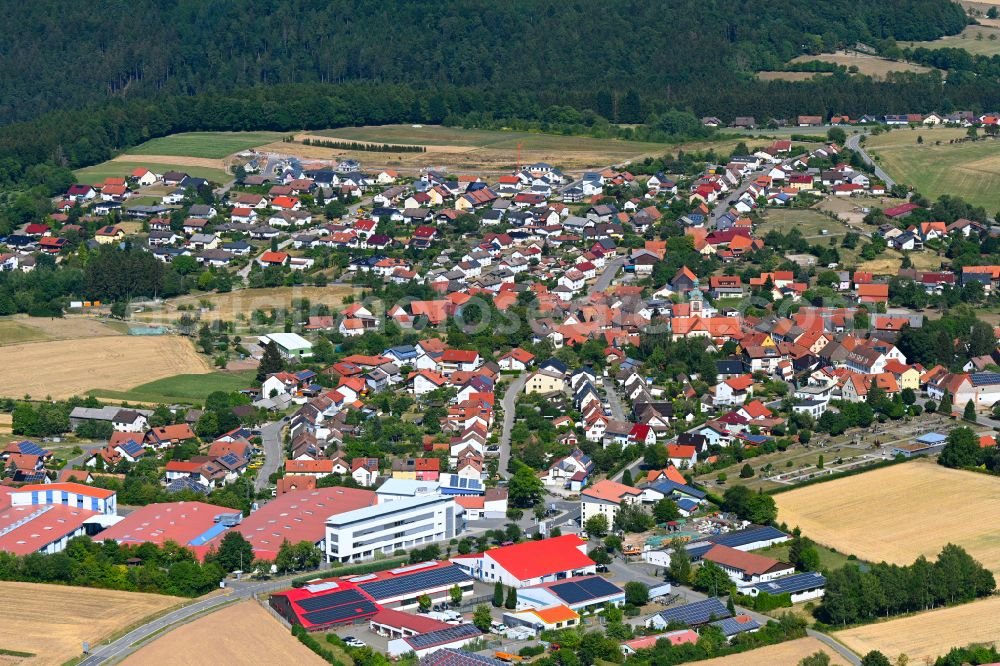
[122,600,323,666]
[775,461,1000,572]
[0,582,182,666]
[110,153,226,170]
[0,335,212,400]
[0,413,11,435]
[132,286,359,324]
[689,637,849,666]
[837,595,1000,663]
[0,316,123,345]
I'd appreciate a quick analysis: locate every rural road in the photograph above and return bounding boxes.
[807,629,861,665]
[77,577,294,665]
[255,420,285,491]
[845,133,896,189]
[499,372,528,476]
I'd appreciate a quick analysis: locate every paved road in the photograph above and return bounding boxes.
[708,168,763,227]
[602,377,628,422]
[498,373,528,477]
[590,257,625,295]
[845,133,895,189]
[237,237,295,280]
[255,420,285,491]
[808,629,861,665]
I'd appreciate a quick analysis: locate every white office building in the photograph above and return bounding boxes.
[324,493,464,563]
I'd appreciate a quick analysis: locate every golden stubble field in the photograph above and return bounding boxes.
[836,595,1000,663]
[122,600,324,666]
[775,461,1000,573]
[0,335,212,400]
[131,286,360,324]
[0,582,183,665]
[690,637,849,666]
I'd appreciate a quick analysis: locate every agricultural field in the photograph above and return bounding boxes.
[74,160,229,185]
[688,637,849,666]
[910,23,1000,57]
[864,127,1000,209]
[789,51,936,77]
[131,285,359,325]
[127,131,285,159]
[0,335,212,400]
[121,601,325,666]
[0,582,182,666]
[836,595,1000,663]
[268,124,741,171]
[0,316,124,346]
[774,461,1000,573]
[89,370,257,405]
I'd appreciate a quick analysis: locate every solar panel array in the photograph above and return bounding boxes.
[119,440,144,456]
[303,600,378,627]
[360,565,471,601]
[219,452,242,467]
[296,587,365,611]
[655,597,731,626]
[971,372,1000,387]
[419,648,506,666]
[406,623,480,650]
[549,576,621,604]
[710,616,760,636]
[756,572,826,595]
[17,441,47,456]
[706,526,787,549]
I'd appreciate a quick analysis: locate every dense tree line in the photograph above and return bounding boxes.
[299,138,425,153]
[938,426,1000,474]
[0,536,224,596]
[896,306,997,369]
[817,544,995,624]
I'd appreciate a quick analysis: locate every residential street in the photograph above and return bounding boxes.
[254,420,284,491]
[707,168,763,227]
[498,372,528,477]
[590,257,625,295]
[845,133,895,189]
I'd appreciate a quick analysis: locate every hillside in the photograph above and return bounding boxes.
[0,0,967,124]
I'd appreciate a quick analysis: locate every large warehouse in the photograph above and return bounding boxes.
[345,560,474,609]
[450,534,596,588]
[99,501,242,548]
[270,580,379,631]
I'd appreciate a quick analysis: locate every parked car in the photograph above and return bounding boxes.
[343,637,366,648]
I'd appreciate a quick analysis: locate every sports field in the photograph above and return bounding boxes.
[836,595,1000,663]
[911,23,1000,57]
[122,600,324,666]
[89,370,256,404]
[127,132,285,159]
[689,637,849,666]
[0,581,182,666]
[0,335,213,400]
[774,461,1000,573]
[74,160,229,185]
[864,127,1000,209]
[0,316,124,346]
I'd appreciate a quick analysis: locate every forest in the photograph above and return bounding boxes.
[0,0,968,125]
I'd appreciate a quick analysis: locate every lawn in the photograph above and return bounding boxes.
[127,131,286,159]
[756,208,844,241]
[0,320,47,345]
[789,51,936,77]
[910,23,1000,57]
[774,460,1000,574]
[89,370,257,405]
[757,542,854,572]
[75,160,229,185]
[864,127,1000,209]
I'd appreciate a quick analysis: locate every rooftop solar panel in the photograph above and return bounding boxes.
[548,581,589,605]
[360,565,471,601]
[655,597,730,626]
[17,441,47,456]
[705,526,787,549]
[575,576,621,598]
[295,588,365,611]
[405,623,480,650]
[303,600,378,626]
[754,572,826,595]
[710,616,760,636]
[548,576,622,605]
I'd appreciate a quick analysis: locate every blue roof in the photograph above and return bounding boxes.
[710,616,761,636]
[677,498,699,512]
[752,571,826,596]
[916,432,947,444]
[118,440,144,457]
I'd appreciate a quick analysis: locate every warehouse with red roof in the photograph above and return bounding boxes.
[99,501,242,548]
[450,534,595,587]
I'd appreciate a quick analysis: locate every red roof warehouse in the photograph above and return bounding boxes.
[270,580,379,630]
